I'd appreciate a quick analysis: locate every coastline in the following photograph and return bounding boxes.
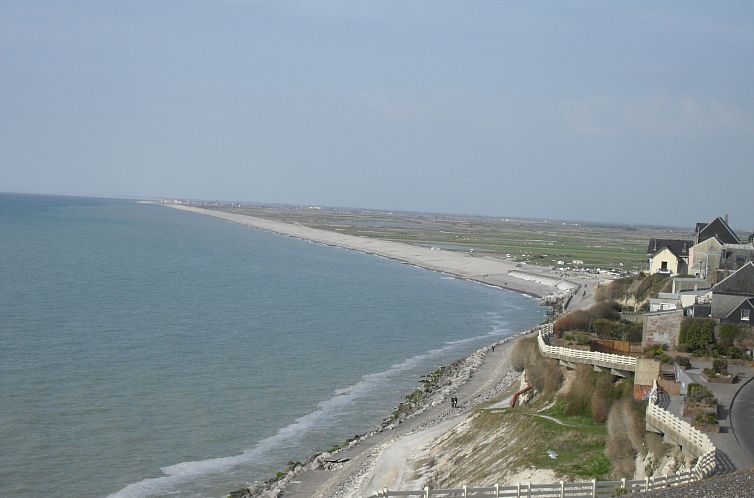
[235,326,543,498]
[157,203,597,497]
[164,204,580,300]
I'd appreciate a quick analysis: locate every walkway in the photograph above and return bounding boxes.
[662,361,754,473]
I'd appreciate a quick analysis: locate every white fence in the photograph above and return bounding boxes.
[366,473,697,497]
[364,326,717,498]
[646,380,716,478]
[536,324,637,372]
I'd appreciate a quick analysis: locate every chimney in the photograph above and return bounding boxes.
[724,213,729,225]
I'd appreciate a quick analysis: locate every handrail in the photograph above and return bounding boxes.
[536,323,638,371]
[363,326,717,498]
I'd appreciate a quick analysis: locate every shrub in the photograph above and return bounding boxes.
[718,324,745,348]
[687,384,714,404]
[562,365,594,417]
[511,336,537,372]
[679,318,716,352]
[554,301,622,333]
[510,336,563,394]
[675,356,690,368]
[712,358,728,374]
[694,413,717,425]
[575,333,591,346]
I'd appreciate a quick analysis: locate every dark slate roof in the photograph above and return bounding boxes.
[713,262,754,295]
[695,222,708,233]
[697,217,739,245]
[647,238,693,257]
[722,298,754,322]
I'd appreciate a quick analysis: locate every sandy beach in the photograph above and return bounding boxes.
[164,204,602,498]
[167,205,583,300]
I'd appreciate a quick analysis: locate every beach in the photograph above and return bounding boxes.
[241,328,540,498]
[167,205,583,300]
[163,204,603,498]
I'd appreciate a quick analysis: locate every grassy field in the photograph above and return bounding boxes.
[209,203,693,272]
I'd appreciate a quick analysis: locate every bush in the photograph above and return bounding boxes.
[712,358,728,374]
[511,336,537,372]
[510,336,563,394]
[687,384,714,404]
[554,301,622,333]
[718,324,745,348]
[679,318,716,352]
[694,413,717,425]
[675,356,690,368]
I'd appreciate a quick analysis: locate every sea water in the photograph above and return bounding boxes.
[0,193,543,498]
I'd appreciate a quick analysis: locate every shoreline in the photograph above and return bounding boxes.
[157,203,598,497]
[236,326,543,498]
[163,204,581,300]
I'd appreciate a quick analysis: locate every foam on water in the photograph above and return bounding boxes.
[109,324,516,498]
[0,195,544,498]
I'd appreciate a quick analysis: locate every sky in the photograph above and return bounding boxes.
[1,1,753,227]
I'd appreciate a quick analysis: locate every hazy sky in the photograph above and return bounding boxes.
[1,1,752,226]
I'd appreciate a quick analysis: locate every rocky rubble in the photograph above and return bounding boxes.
[228,327,542,497]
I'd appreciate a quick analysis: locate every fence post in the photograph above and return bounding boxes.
[560,481,564,497]
[527,482,531,498]
[463,485,468,497]
[592,478,597,498]
[621,477,626,491]
[516,482,520,498]
[664,474,668,488]
[644,477,649,491]
[495,483,500,498]
[424,486,430,498]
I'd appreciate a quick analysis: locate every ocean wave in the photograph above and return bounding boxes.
[108,326,515,498]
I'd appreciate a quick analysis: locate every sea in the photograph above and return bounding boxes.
[0,193,543,498]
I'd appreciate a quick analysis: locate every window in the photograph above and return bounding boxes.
[742,309,750,321]
[661,261,668,270]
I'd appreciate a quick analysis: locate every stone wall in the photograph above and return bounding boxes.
[642,310,683,351]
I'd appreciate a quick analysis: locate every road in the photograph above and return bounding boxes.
[730,374,754,467]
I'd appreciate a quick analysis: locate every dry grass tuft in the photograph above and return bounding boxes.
[606,396,646,477]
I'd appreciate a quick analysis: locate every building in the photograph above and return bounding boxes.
[711,262,754,325]
[688,237,723,279]
[694,216,740,246]
[647,238,692,275]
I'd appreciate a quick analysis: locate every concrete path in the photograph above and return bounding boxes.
[665,361,754,473]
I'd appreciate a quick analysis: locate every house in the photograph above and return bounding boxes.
[694,216,740,246]
[711,262,754,324]
[719,243,754,273]
[647,238,692,275]
[720,298,754,325]
[688,237,723,279]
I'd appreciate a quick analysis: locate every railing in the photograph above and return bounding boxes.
[646,380,717,479]
[536,324,638,371]
[364,327,717,498]
[366,473,697,497]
